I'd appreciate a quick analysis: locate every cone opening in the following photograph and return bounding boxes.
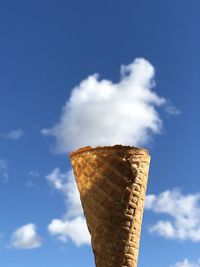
[69,145,150,159]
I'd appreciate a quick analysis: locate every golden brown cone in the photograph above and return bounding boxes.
[70,145,151,267]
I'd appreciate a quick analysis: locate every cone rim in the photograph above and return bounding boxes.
[69,144,150,158]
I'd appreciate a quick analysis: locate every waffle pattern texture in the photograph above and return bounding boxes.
[70,145,151,267]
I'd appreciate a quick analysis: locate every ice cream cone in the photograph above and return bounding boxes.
[70,145,151,267]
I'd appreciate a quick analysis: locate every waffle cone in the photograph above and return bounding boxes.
[70,145,151,267]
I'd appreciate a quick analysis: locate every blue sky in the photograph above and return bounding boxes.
[1,1,200,267]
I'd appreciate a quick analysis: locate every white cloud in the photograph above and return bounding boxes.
[150,220,175,238]
[41,58,175,153]
[0,129,24,140]
[46,168,83,217]
[145,189,200,241]
[0,159,9,182]
[11,223,42,249]
[44,59,178,247]
[171,259,200,267]
[46,168,90,246]
[48,216,90,246]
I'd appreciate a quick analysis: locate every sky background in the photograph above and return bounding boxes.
[1,1,200,267]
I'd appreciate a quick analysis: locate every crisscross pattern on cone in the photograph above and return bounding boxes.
[70,145,150,267]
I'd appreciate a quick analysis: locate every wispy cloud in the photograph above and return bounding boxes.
[171,259,200,267]
[26,171,40,189]
[0,129,24,140]
[10,223,42,249]
[0,159,9,182]
[0,232,4,244]
[29,171,40,177]
[46,168,90,246]
[42,58,177,153]
[164,102,181,115]
[145,189,200,242]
